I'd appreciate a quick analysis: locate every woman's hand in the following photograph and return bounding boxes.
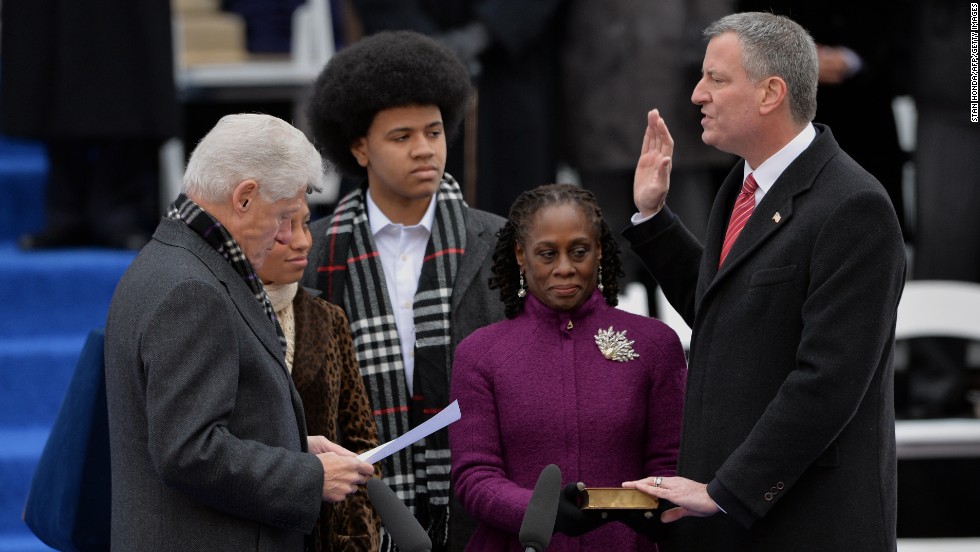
[553,482,611,536]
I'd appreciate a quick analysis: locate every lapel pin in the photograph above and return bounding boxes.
[772,212,782,223]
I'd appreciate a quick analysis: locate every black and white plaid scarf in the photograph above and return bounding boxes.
[167,193,287,354]
[313,176,466,550]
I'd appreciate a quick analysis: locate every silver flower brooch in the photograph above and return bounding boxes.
[594,326,639,362]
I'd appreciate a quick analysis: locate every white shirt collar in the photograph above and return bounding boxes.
[744,123,817,196]
[365,189,437,236]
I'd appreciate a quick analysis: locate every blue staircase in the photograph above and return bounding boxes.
[0,136,135,551]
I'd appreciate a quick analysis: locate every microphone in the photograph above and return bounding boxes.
[519,463,562,552]
[366,478,432,552]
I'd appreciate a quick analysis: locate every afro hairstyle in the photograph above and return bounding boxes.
[306,30,473,178]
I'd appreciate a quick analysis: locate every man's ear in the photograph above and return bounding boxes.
[351,138,369,168]
[231,180,259,214]
[758,76,788,116]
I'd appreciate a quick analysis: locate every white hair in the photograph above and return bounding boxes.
[183,113,324,202]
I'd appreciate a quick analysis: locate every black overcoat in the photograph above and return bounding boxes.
[626,125,905,551]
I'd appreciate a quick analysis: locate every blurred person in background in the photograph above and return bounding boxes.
[560,0,735,313]
[738,0,909,240]
[896,10,980,538]
[903,0,980,420]
[1,0,179,250]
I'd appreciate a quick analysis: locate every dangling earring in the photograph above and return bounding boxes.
[597,265,604,292]
[517,270,527,299]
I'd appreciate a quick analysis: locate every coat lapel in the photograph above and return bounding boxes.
[159,219,289,375]
[702,162,745,282]
[704,125,839,287]
[452,209,490,310]
[225,279,289,374]
[712,178,801,280]
[156,220,307,449]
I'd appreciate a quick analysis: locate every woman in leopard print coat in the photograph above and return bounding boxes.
[290,287,381,551]
[260,201,381,551]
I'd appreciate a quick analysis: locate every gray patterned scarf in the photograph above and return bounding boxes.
[167,193,286,353]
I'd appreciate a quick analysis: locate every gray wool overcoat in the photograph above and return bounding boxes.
[105,218,323,551]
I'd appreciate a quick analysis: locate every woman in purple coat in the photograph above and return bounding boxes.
[449,184,687,551]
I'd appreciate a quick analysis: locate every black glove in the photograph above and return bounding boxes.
[553,482,611,537]
[619,507,669,542]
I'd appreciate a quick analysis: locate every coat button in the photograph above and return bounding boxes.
[770,487,778,493]
[764,492,774,501]
[777,482,785,490]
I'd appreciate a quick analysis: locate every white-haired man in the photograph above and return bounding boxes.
[105,114,375,551]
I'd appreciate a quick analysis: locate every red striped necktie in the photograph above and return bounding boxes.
[719,173,759,267]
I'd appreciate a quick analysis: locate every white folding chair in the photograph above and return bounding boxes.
[895,280,980,342]
[893,280,980,458]
[893,282,980,552]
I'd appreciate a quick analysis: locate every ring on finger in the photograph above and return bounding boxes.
[654,476,663,488]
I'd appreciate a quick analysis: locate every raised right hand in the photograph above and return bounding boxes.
[633,109,675,219]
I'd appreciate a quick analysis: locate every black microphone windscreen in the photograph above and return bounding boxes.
[518,463,562,552]
[366,478,433,552]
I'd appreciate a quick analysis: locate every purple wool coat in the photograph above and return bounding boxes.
[449,289,687,551]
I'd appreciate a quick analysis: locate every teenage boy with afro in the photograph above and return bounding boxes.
[301,31,506,552]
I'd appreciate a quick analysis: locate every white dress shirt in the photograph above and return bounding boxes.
[743,123,817,205]
[366,191,437,395]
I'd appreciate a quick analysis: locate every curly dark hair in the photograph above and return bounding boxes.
[306,30,473,178]
[490,184,624,319]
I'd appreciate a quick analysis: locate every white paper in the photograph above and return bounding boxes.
[357,400,461,464]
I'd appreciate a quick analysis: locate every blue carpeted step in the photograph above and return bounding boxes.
[0,133,92,552]
[0,427,51,543]
[0,137,47,242]
[0,236,130,551]
[0,535,55,552]
[0,242,135,337]
[0,336,87,426]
